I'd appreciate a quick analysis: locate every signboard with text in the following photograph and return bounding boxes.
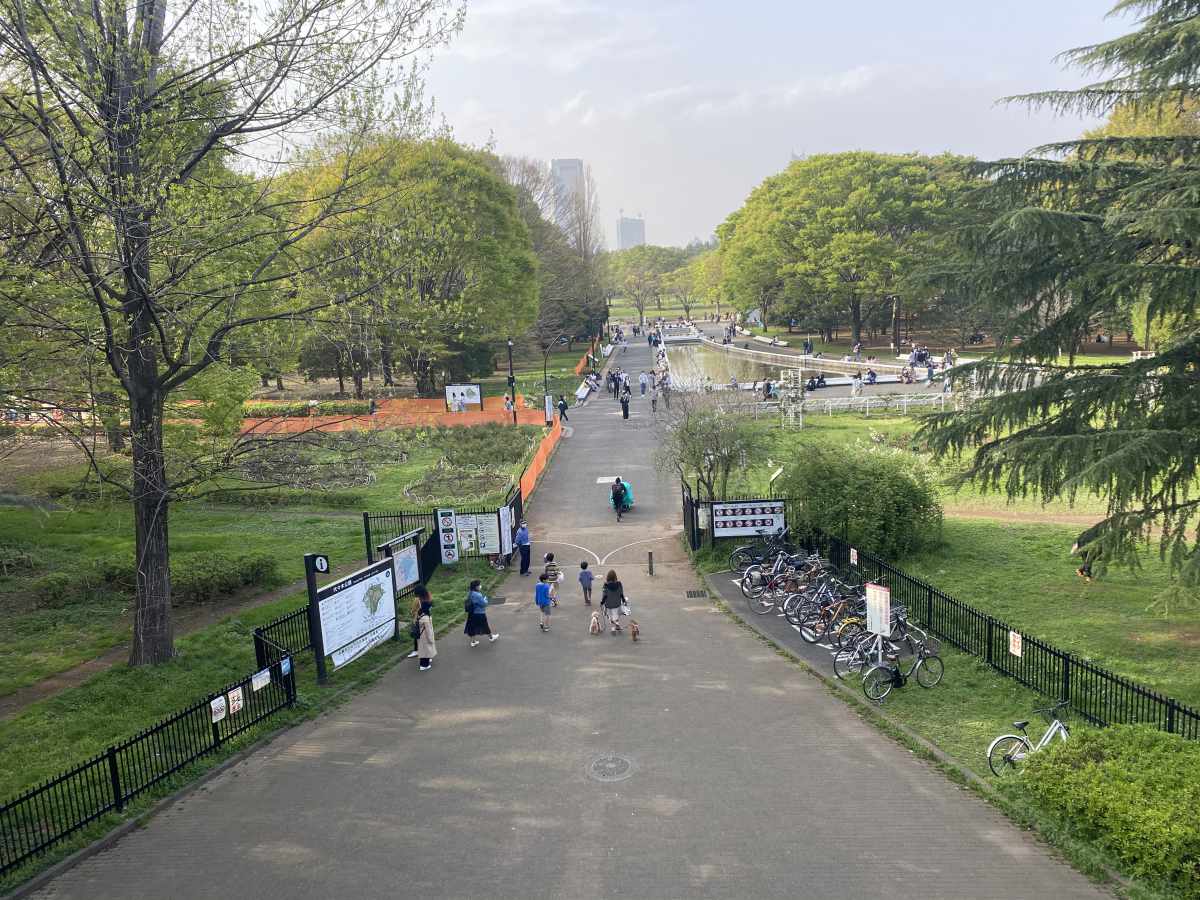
[391,544,420,593]
[317,559,396,670]
[710,500,786,538]
[866,583,891,636]
[477,512,502,555]
[444,383,482,409]
[1009,630,1023,658]
[498,505,513,555]
[437,508,460,564]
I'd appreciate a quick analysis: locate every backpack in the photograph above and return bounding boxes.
[464,595,474,614]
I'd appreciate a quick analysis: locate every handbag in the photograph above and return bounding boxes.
[409,620,421,640]
[620,601,631,617]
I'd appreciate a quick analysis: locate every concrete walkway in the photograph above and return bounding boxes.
[31,341,1109,899]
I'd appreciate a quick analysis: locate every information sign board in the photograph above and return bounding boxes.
[251,669,270,692]
[437,508,460,564]
[444,383,482,409]
[710,500,786,538]
[317,559,396,669]
[866,583,891,636]
[210,696,227,724]
[457,514,478,553]
[1009,630,1023,657]
[498,505,513,555]
[390,543,420,592]
[850,547,859,567]
[477,512,502,555]
[228,686,244,716]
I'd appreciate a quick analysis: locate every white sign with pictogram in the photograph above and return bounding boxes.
[850,547,859,567]
[710,500,786,538]
[866,583,891,636]
[1009,630,1023,657]
[228,686,244,716]
[210,695,227,724]
[437,508,460,564]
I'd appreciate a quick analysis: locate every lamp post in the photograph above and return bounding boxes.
[506,339,517,425]
[542,332,570,427]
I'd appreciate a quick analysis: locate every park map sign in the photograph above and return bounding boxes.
[317,559,395,669]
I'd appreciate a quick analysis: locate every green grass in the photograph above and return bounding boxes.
[0,559,501,891]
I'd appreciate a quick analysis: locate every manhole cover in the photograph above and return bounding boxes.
[588,754,635,782]
[686,590,708,598]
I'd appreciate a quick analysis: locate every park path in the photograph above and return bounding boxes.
[31,340,1109,899]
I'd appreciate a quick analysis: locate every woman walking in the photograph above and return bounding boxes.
[414,584,436,671]
[407,591,425,659]
[464,579,500,647]
[601,569,627,634]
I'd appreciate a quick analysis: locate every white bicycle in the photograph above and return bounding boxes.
[986,699,1070,777]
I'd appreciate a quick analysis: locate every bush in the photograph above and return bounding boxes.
[242,401,372,418]
[779,444,942,558]
[1013,726,1200,892]
[31,572,75,606]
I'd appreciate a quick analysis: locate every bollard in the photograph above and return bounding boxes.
[648,551,654,576]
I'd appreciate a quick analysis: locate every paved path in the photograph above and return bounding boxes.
[32,341,1109,899]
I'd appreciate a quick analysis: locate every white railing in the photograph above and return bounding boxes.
[698,336,917,377]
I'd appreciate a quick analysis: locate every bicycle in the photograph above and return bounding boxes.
[986,700,1070,777]
[487,553,509,572]
[862,633,944,701]
[728,528,795,575]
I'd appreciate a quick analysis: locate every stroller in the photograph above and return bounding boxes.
[609,480,635,521]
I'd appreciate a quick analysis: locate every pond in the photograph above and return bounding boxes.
[664,343,839,391]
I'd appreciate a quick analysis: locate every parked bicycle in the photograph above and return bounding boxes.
[728,527,796,575]
[986,700,1070,777]
[861,631,943,701]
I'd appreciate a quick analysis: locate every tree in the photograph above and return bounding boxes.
[921,0,1200,587]
[0,0,462,664]
[603,245,687,324]
[718,153,969,341]
[653,392,766,501]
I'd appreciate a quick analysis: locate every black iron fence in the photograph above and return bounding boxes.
[684,487,1200,741]
[0,657,296,876]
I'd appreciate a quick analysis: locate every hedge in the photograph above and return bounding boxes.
[242,401,372,418]
[31,551,281,607]
[1013,725,1200,894]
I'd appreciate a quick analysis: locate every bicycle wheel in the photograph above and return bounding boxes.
[915,654,944,688]
[833,647,867,681]
[986,735,1031,777]
[729,548,754,574]
[740,567,766,599]
[832,619,864,651]
[748,592,777,615]
[798,613,827,643]
[862,666,894,701]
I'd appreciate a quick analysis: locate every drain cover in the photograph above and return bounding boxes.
[686,590,708,598]
[588,754,635,782]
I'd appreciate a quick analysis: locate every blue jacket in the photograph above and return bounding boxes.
[468,590,488,613]
[535,582,552,608]
[515,525,530,546]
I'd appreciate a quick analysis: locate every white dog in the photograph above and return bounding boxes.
[589,610,602,635]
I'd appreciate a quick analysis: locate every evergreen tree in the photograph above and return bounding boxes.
[922,0,1200,586]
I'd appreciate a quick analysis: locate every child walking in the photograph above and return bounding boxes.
[543,552,561,605]
[579,561,594,605]
[535,573,553,632]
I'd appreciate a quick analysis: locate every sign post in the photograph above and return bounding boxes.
[866,582,891,671]
[437,508,460,564]
[303,553,329,685]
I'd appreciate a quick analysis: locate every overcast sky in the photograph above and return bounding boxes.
[425,0,1132,248]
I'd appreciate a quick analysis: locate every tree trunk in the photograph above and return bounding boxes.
[275,375,284,392]
[127,384,174,664]
[380,335,395,387]
[891,296,901,350]
[353,373,364,400]
[260,373,270,388]
[335,358,346,397]
[849,298,862,345]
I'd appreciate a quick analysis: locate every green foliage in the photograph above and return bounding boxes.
[602,245,690,322]
[919,2,1200,587]
[780,444,942,558]
[1012,726,1200,892]
[241,400,373,418]
[429,423,537,467]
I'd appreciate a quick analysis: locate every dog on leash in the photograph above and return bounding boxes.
[589,610,602,635]
[629,619,640,642]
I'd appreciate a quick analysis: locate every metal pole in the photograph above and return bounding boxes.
[648,551,654,576]
[304,553,328,685]
[543,347,551,426]
[506,339,517,425]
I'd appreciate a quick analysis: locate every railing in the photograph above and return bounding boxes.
[0,657,296,876]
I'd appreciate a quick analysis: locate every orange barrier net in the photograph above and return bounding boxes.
[519,415,562,502]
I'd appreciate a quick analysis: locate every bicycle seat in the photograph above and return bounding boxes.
[1012,720,1030,731]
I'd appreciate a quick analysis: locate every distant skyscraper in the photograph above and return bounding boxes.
[617,214,646,250]
[550,158,585,204]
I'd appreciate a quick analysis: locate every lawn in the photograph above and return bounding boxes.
[0,558,500,802]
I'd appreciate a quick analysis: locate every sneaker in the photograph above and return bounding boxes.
[406,650,419,659]
[470,640,480,647]
[489,633,500,642]
[539,624,546,632]
[419,665,431,672]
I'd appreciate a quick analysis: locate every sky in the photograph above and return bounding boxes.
[425,0,1134,248]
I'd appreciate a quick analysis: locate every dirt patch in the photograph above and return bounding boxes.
[943,503,1100,528]
[0,438,107,493]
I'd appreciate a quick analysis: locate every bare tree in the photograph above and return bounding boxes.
[0,0,462,664]
[653,391,765,501]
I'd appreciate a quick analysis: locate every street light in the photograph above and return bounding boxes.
[542,331,571,427]
[506,339,517,425]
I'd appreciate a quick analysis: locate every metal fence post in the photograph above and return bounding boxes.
[253,629,266,670]
[1167,698,1177,734]
[362,511,374,563]
[926,586,934,628]
[1061,654,1072,704]
[985,618,994,667]
[106,746,123,812]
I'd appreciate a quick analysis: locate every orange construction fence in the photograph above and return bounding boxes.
[519,415,562,502]
[239,395,544,434]
[572,339,600,376]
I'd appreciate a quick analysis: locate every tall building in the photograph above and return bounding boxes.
[617,214,646,250]
[550,158,585,204]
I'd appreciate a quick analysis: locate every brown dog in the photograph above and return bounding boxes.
[629,619,640,642]
[589,610,602,635]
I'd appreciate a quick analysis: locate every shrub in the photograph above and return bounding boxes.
[428,424,538,467]
[1013,726,1200,892]
[31,572,75,607]
[779,444,942,558]
[242,401,372,418]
